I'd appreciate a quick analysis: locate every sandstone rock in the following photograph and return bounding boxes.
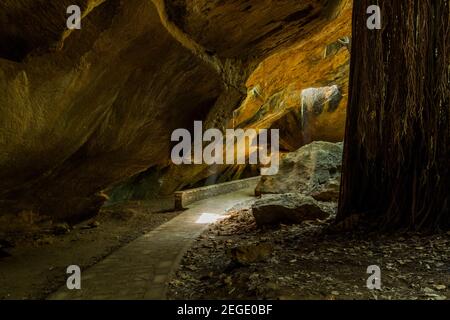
[0,0,352,221]
[251,193,332,226]
[310,177,341,202]
[256,141,343,201]
[301,85,343,116]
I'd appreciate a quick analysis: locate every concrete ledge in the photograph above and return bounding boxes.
[174,176,260,210]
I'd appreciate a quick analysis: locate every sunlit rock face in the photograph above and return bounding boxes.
[234,21,350,152]
[156,0,351,193]
[0,0,351,221]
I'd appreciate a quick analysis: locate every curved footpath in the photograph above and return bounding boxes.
[48,188,255,300]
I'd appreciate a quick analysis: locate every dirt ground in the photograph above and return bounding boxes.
[168,205,450,300]
[0,199,180,300]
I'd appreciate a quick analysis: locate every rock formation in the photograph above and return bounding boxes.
[0,0,351,222]
[256,141,344,202]
[252,193,334,227]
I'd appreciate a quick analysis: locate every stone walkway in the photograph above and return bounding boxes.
[47,188,255,300]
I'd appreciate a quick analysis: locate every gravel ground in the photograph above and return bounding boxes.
[0,200,180,300]
[169,205,450,300]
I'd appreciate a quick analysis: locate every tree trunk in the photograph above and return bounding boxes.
[338,0,450,231]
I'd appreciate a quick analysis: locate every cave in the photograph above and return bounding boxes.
[0,0,449,304]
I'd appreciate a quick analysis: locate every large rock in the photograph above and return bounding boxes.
[255,141,343,201]
[252,193,333,226]
[0,0,351,222]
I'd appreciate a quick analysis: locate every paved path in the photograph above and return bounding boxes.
[48,188,254,300]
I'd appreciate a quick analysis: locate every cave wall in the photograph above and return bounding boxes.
[0,0,351,221]
[154,0,352,194]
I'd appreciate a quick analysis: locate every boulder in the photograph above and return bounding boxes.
[251,193,333,226]
[310,177,341,202]
[255,141,343,201]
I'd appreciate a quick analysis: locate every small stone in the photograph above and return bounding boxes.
[224,276,233,286]
[425,293,447,300]
[52,223,71,235]
[228,242,273,265]
[185,265,197,271]
[433,285,447,291]
[81,220,100,230]
[88,220,100,228]
[423,287,435,294]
